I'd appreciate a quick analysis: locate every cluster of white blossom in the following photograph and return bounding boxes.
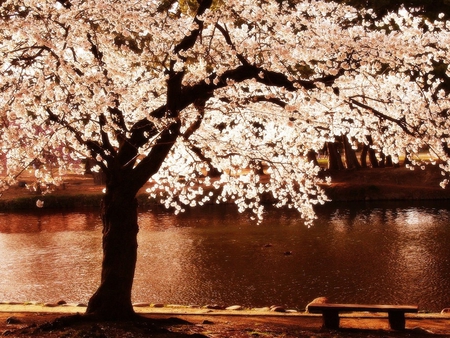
[0,0,449,224]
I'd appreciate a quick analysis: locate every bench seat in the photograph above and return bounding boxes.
[307,303,418,330]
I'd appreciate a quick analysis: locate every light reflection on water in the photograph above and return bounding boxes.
[0,202,449,311]
[0,212,102,303]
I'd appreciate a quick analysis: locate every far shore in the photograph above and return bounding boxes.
[1,166,449,211]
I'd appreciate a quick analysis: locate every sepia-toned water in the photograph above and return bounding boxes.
[0,201,449,312]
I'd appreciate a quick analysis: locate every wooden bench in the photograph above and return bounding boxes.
[307,303,418,330]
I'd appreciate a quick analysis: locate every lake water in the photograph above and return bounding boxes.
[0,201,449,312]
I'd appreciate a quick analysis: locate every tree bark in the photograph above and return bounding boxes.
[307,150,319,167]
[327,142,345,170]
[360,145,368,168]
[378,153,386,167]
[362,135,379,168]
[403,149,412,166]
[385,155,393,167]
[86,183,139,320]
[368,147,379,168]
[342,136,361,169]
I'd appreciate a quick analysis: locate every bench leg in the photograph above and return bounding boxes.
[322,310,340,329]
[388,312,406,330]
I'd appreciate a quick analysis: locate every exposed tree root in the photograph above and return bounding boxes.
[5,313,207,337]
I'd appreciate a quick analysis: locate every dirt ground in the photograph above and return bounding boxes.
[1,308,450,338]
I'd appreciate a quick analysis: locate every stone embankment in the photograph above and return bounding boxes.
[0,300,300,314]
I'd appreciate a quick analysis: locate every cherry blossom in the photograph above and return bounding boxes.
[0,0,449,225]
[1,0,449,319]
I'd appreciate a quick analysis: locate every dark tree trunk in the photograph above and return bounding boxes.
[307,149,319,167]
[368,147,379,168]
[403,149,412,166]
[327,142,345,170]
[84,123,179,320]
[342,136,361,169]
[364,135,379,168]
[360,145,368,168]
[385,155,393,167]
[86,183,139,320]
[378,153,386,167]
[361,144,379,168]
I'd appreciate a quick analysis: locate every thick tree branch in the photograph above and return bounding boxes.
[56,0,71,9]
[87,32,104,65]
[182,63,343,106]
[246,95,288,108]
[127,41,345,188]
[129,62,343,166]
[174,0,213,55]
[167,0,214,118]
[129,120,181,193]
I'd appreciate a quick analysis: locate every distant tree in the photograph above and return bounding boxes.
[307,149,320,167]
[336,0,450,19]
[327,142,346,171]
[360,135,379,168]
[1,0,449,320]
[342,135,361,169]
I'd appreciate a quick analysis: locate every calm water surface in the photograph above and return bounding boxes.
[0,202,449,312]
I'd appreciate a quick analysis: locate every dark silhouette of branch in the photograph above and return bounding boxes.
[45,108,110,170]
[174,0,213,55]
[348,97,415,135]
[130,121,181,193]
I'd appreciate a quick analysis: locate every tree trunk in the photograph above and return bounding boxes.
[378,153,386,167]
[365,135,379,168]
[327,142,345,170]
[368,147,379,168]
[86,184,139,320]
[360,145,368,168]
[385,155,393,167]
[403,149,412,166]
[342,136,361,169]
[307,149,319,167]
